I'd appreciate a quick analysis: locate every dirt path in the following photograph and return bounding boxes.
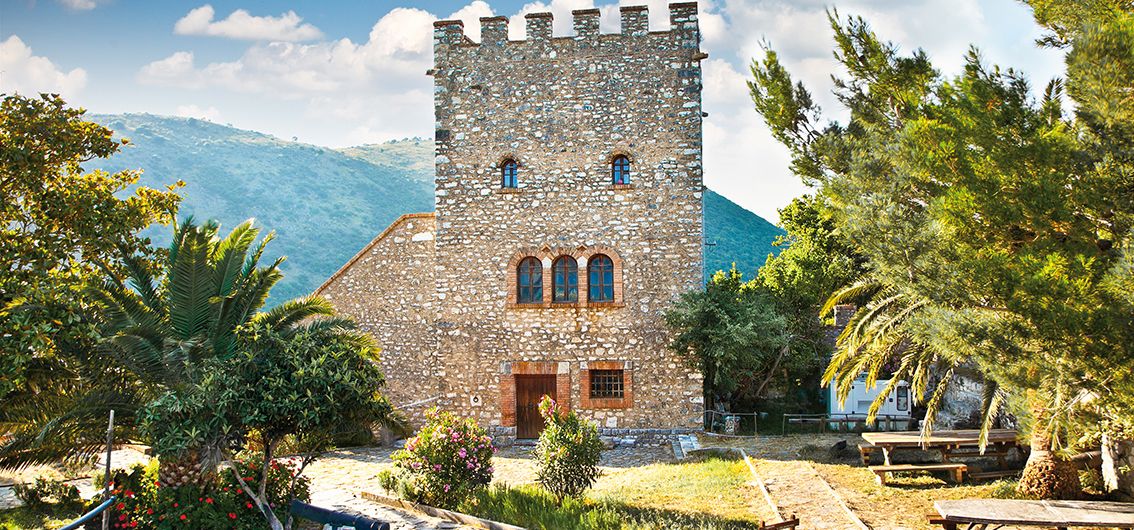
[753,459,867,530]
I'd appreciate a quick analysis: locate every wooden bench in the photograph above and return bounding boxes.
[932,499,1134,529]
[758,516,800,529]
[858,444,876,465]
[870,463,966,486]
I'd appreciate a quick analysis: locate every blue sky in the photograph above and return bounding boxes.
[1,0,1065,222]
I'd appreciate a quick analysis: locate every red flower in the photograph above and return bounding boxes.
[228,513,237,519]
[146,509,153,515]
[173,502,179,507]
[179,515,187,520]
[246,502,254,509]
[118,514,126,521]
[117,503,126,511]
[205,497,213,504]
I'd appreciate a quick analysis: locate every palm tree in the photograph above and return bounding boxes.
[821,274,1085,498]
[0,218,336,484]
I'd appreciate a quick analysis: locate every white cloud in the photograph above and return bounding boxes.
[175,104,221,121]
[56,0,100,11]
[0,36,87,97]
[173,5,323,42]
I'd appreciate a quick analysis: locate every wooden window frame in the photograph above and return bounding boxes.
[552,256,578,304]
[501,159,518,188]
[516,256,543,305]
[580,361,632,409]
[587,254,615,303]
[612,155,631,185]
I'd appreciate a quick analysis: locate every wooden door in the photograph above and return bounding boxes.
[515,374,556,439]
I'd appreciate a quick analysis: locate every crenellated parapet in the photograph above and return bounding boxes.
[431,2,702,60]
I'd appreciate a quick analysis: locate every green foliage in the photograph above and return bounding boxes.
[84,115,780,300]
[0,218,335,471]
[463,482,761,530]
[533,396,604,503]
[0,95,181,468]
[749,3,1134,497]
[88,455,308,530]
[12,477,81,513]
[665,266,792,409]
[0,96,181,395]
[382,408,495,510]
[758,195,866,382]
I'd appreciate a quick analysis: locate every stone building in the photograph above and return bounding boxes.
[317,3,707,443]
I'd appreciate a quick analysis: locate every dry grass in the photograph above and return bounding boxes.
[590,457,778,524]
[812,462,1018,529]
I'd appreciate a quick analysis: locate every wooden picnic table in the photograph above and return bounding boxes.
[933,499,1134,529]
[861,429,1019,466]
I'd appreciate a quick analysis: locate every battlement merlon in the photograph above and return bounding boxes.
[431,2,701,57]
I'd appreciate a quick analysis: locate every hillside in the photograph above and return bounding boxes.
[86,114,781,302]
[86,114,434,302]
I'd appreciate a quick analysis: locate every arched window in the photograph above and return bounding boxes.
[516,257,542,304]
[611,155,631,185]
[552,256,578,303]
[501,159,518,188]
[588,254,614,302]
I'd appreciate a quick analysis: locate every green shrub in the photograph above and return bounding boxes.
[382,408,495,509]
[533,396,603,503]
[13,477,82,512]
[83,454,309,530]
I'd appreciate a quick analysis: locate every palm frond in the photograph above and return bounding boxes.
[210,219,259,298]
[254,295,335,332]
[977,378,1005,452]
[167,224,216,339]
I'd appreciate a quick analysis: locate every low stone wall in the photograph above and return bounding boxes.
[489,426,697,448]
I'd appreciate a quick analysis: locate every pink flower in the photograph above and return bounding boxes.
[443,484,451,492]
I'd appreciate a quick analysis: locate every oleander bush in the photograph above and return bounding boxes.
[533,396,604,503]
[379,408,495,509]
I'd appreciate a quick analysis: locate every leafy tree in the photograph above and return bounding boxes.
[0,93,180,401]
[758,195,865,368]
[665,266,792,412]
[0,218,335,477]
[749,5,1133,498]
[143,321,393,530]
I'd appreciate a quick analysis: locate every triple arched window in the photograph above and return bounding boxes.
[513,252,618,306]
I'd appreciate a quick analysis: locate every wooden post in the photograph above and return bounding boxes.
[101,409,114,530]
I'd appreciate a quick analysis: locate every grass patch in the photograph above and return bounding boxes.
[0,505,76,530]
[461,458,771,530]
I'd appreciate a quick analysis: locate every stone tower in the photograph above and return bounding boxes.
[319,2,706,444]
[430,2,705,441]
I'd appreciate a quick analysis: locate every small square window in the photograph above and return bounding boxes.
[589,369,624,399]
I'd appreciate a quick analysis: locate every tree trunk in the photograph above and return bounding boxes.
[157,449,215,488]
[1016,395,1080,499]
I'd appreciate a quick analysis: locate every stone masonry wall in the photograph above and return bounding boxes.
[430,3,706,432]
[316,213,439,412]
